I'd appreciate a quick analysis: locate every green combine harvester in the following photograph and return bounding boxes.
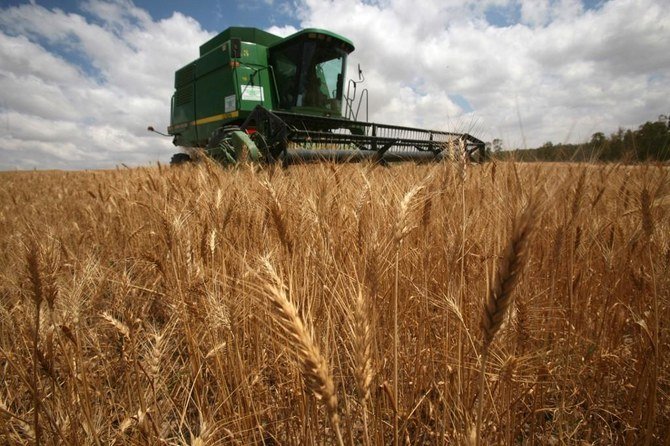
[154,27,485,165]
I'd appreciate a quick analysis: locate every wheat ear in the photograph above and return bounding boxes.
[391,185,423,446]
[261,181,293,254]
[481,201,537,350]
[352,288,373,446]
[477,199,537,446]
[352,289,373,401]
[261,260,343,446]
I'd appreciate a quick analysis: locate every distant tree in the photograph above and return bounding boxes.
[590,132,606,146]
[637,120,670,160]
[604,128,625,161]
[588,132,608,160]
[492,138,503,152]
[505,116,669,163]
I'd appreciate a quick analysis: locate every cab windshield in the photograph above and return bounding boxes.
[270,39,347,113]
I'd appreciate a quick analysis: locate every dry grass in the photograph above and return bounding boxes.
[0,160,668,445]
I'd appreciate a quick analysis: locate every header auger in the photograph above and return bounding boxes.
[154,27,485,165]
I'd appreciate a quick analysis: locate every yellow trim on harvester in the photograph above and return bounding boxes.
[168,111,239,133]
[195,111,239,126]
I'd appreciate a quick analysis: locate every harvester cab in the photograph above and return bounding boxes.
[269,30,351,115]
[161,26,485,165]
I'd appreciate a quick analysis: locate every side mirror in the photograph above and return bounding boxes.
[357,64,365,82]
[230,38,241,59]
[147,126,170,137]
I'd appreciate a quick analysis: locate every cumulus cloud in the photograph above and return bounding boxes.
[297,0,670,147]
[265,25,299,37]
[0,1,211,169]
[0,0,668,169]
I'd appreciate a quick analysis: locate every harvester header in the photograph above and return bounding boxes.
[160,26,484,165]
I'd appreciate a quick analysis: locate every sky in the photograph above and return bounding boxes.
[0,0,668,170]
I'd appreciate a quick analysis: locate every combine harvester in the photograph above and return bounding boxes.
[151,27,485,165]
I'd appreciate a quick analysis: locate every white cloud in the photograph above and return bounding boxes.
[266,25,299,37]
[520,0,551,26]
[521,0,584,26]
[295,0,670,148]
[0,1,212,169]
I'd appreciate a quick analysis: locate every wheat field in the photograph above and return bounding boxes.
[0,160,668,445]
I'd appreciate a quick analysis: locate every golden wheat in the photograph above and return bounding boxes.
[0,162,667,444]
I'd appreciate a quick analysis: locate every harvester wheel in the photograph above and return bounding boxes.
[207,125,241,149]
[206,126,240,164]
[170,153,192,166]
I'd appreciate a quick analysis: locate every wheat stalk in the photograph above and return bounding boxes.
[351,288,373,446]
[476,197,538,446]
[481,201,537,351]
[394,185,423,244]
[261,181,294,254]
[352,289,373,401]
[391,185,423,445]
[26,242,43,446]
[640,186,653,239]
[101,312,130,339]
[261,259,343,446]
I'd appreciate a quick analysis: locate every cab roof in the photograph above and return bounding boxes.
[199,27,282,56]
[199,27,355,57]
[271,28,355,54]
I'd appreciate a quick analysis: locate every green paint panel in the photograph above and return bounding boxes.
[168,26,355,148]
[200,27,282,56]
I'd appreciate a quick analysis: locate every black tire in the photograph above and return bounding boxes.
[170,152,191,166]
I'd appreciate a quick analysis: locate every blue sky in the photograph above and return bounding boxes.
[1,0,298,28]
[0,0,607,31]
[0,0,299,81]
[0,0,668,169]
[0,0,608,39]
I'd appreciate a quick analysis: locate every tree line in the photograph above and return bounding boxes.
[490,115,670,162]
